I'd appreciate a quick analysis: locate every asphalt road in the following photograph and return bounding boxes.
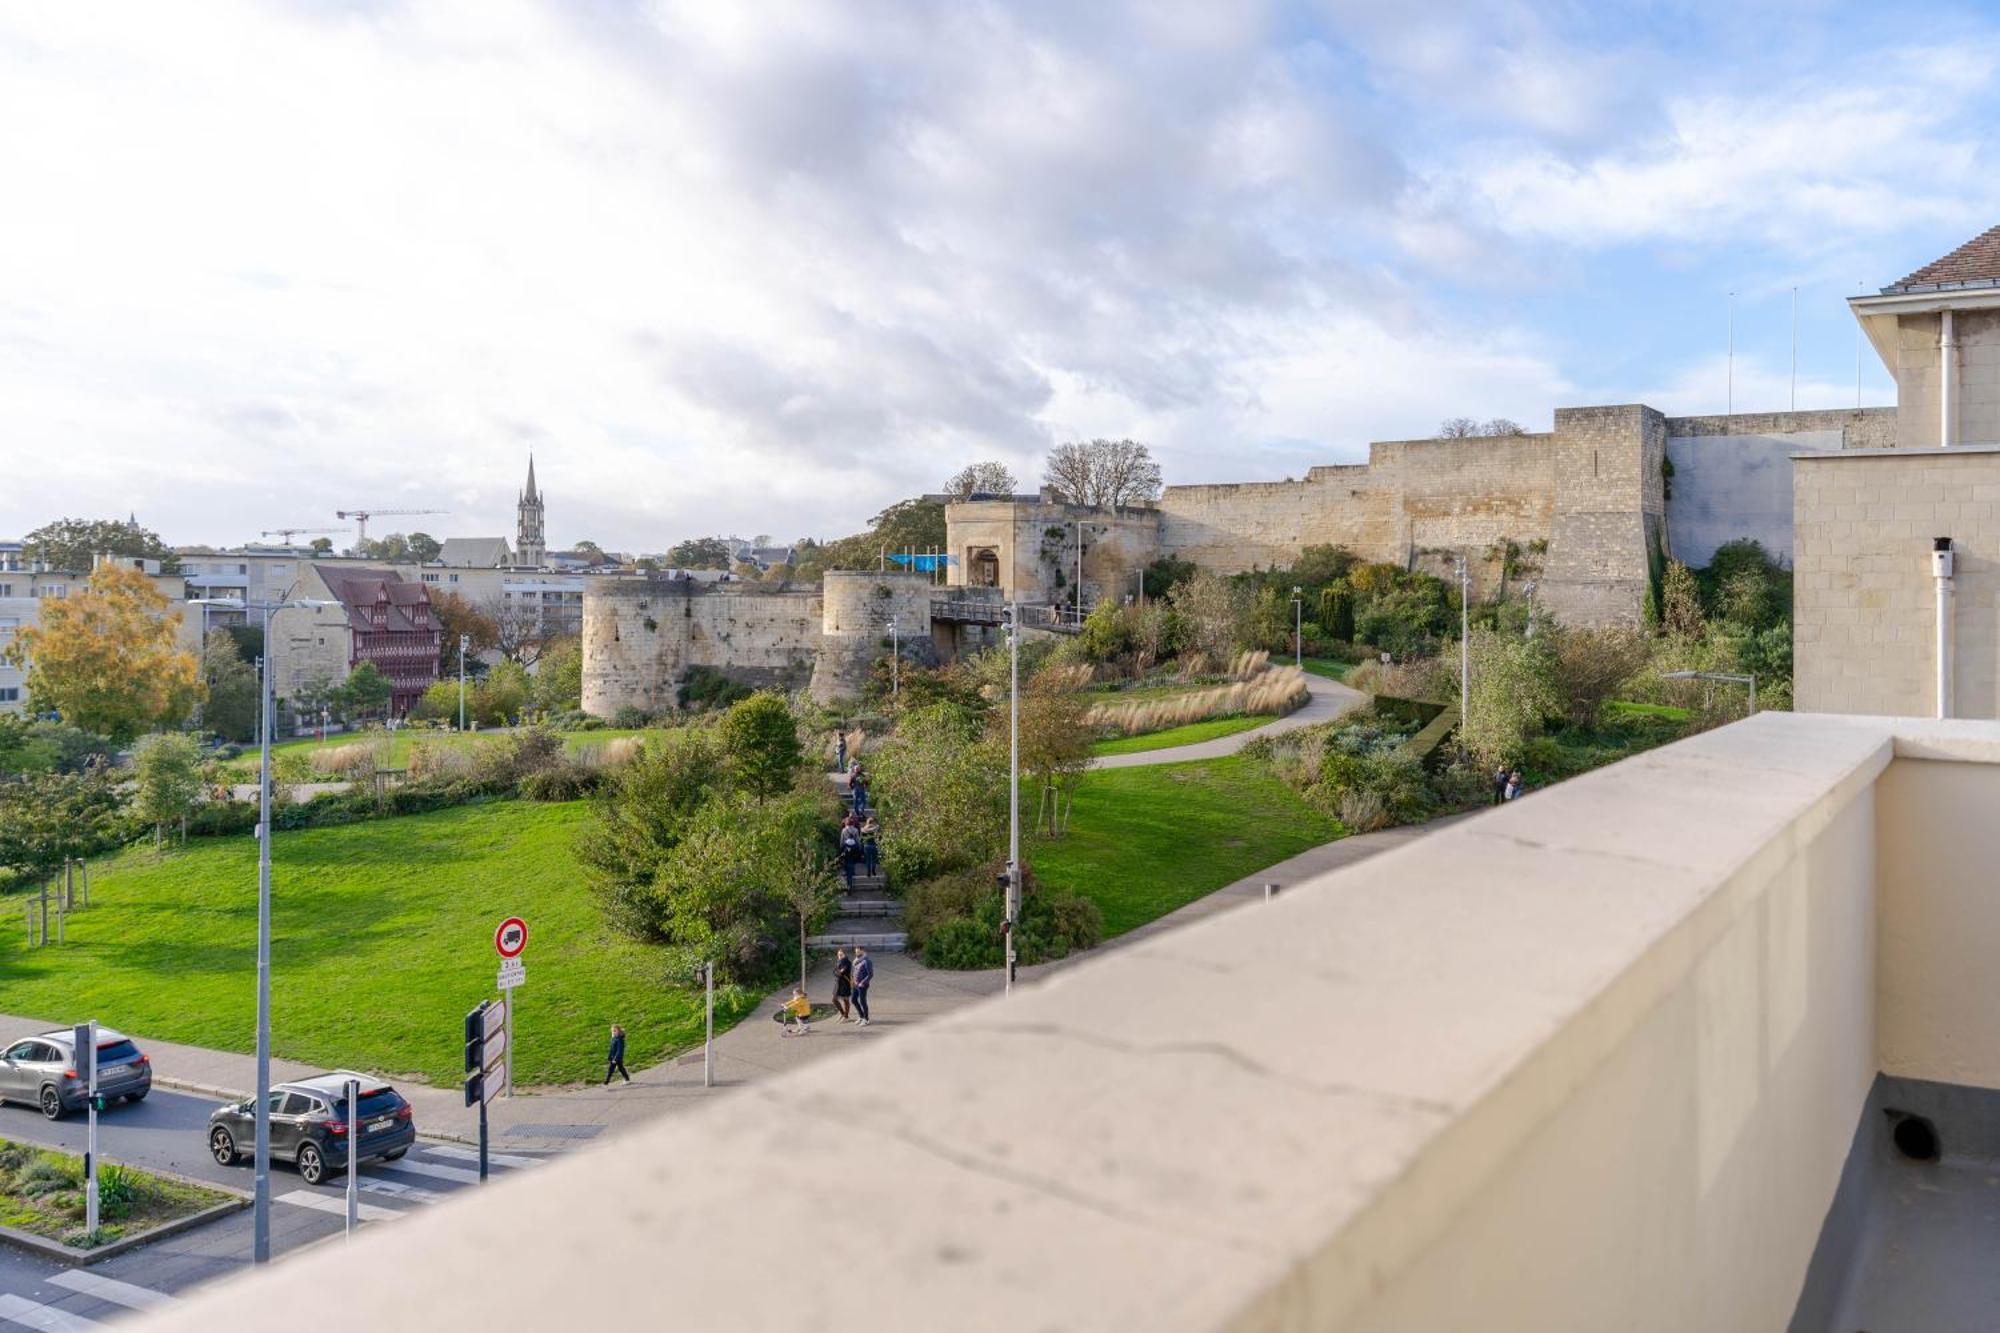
[0,1088,552,1326]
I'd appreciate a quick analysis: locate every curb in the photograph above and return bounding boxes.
[0,1162,250,1268]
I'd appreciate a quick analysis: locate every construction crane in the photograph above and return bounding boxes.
[259,526,347,545]
[334,507,447,547]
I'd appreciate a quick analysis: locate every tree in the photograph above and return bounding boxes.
[338,661,392,720]
[870,702,1006,885]
[1459,627,1560,767]
[1017,671,1092,836]
[943,461,1019,499]
[1482,418,1526,436]
[534,637,583,713]
[202,630,261,743]
[668,537,734,570]
[406,532,442,563]
[818,498,949,573]
[22,517,178,574]
[308,537,334,555]
[5,564,202,742]
[1549,625,1652,725]
[580,726,733,941]
[1169,571,1246,666]
[355,533,413,562]
[430,590,500,675]
[720,691,804,800]
[573,540,607,565]
[1438,417,1480,439]
[1042,439,1163,508]
[132,732,203,846]
[1660,561,1706,639]
[0,771,128,880]
[491,598,553,667]
[780,839,838,990]
[474,658,530,725]
[1319,582,1356,642]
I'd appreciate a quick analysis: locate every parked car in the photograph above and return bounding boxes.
[0,1029,152,1120]
[207,1073,416,1186]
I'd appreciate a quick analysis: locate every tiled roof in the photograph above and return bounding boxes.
[314,565,437,636]
[1885,225,2000,293]
[437,537,512,568]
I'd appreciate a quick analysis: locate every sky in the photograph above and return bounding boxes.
[4,0,2000,554]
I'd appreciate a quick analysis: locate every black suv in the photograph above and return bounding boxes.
[208,1072,416,1186]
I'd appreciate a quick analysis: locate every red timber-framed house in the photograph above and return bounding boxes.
[312,565,441,716]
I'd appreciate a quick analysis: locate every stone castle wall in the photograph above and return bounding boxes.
[582,580,824,716]
[809,571,934,702]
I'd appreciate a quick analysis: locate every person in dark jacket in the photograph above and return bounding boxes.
[851,947,874,1026]
[1491,766,1509,806]
[832,948,854,1022]
[839,823,861,888]
[604,1023,630,1084]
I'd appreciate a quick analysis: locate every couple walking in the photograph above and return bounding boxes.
[831,946,874,1026]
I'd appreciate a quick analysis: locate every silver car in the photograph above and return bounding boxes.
[0,1029,153,1120]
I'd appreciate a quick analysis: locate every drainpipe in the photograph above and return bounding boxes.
[1941,310,1957,448]
[1933,537,1954,719]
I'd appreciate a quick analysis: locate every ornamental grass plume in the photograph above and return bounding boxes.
[1084,666,1307,736]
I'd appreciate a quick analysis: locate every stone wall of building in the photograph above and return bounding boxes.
[809,571,934,703]
[582,580,825,716]
[945,497,1159,611]
[1888,309,2000,450]
[1794,445,2000,719]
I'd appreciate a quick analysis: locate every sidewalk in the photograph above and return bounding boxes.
[0,806,1464,1155]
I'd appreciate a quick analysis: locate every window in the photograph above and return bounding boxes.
[0,584,11,596]
[279,1092,312,1116]
[96,1040,140,1064]
[38,585,64,599]
[1,1041,35,1061]
[0,688,17,703]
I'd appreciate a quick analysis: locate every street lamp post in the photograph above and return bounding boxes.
[1660,669,1757,715]
[1455,556,1470,725]
[1291,585,1303,669]
[458,634,470,731]
[1004,602,1020,996]
[888,618,898,700]
[189,595,336,1265]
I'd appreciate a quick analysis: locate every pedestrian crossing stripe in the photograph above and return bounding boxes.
[357,1176,445,1205]
[48,1272,179,1311]
[427,1144,547,1169]
[0,1293,104,1330]
[275,1189,403,1222]
[377,1157,483,1186]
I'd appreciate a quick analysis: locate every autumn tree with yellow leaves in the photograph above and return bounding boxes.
[5,564,203,741]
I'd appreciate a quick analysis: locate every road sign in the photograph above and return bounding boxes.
[494,917,528,958]
[497,958,526,991]
[481,1024,507,1069]
[481,998,507,1041]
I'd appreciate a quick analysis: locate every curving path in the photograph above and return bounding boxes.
[1088,669,1368,769]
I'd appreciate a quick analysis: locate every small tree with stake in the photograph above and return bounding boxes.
[781,839,837,991]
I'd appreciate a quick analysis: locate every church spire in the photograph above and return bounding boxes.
[516,453,546,568]
[523,453,538,503]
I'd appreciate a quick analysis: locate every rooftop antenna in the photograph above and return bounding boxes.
[1726,290,1735,417]
[1790,286,1798,412]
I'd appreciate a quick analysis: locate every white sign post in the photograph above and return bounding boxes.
[344,1076,359,1237]
[494,918,527,1099]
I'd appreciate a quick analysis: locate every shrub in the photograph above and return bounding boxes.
[1084,666,1308,736]
[679,666,753,711]
[1336,788,1390,833]
[908,866,1102,970]
[611,704,652,729]
[96,1163,141,1221]
[310,742,379,777]
[521,761,602,802]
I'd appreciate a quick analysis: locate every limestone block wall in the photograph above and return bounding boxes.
[1891,309,2000,449]
[1536,405,1663,626]
[810,570,934,703]
[1794,446,2000,718]
[945,499,1161,612]
[582,581,825,715]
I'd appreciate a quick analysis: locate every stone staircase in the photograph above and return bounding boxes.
[806,868,907,951]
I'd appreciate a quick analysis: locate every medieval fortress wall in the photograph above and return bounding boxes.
[943,401,1897,630]
[582,399,1898,715]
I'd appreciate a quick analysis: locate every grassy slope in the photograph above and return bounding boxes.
[0,801,754,1086]
[1030,755,1341,938]
[1088,714,1274,756]
[219,728,649,778]
[1301,658,1355,682]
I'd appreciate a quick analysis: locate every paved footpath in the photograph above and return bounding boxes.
[1088,669,1368,769]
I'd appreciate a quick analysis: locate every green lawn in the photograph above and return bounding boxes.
[1030,755,1341,937]
[1089,714,1275,756]
[1301,657,1356,683]
[218,728,649,778]
[1604,700,1693,721]
[0,801,755,1086]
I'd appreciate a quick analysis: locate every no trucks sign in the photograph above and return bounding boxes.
[495,916,528,959]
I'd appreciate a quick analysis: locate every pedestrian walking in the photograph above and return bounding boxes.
[1504,770,1523,802]
[832,948,853,1021]
[835,728,848,774]
[1491,765,1509,806]
[851,946,874,1026]
[860,812,880,877]
[839,823,860,888]
[604,1023,631,1085]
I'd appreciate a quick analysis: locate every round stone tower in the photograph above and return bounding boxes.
[809,570,934,703]
[581,580,695,717]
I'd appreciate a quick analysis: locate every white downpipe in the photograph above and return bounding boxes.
[1941,309,1957,448]
[1933,539,1955,720]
